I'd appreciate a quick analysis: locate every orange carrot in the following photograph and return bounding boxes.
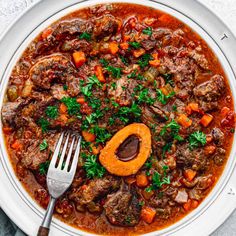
[141,206,156,224]
[120,42,129,50]
[183,199,192,211]
[11,140,23,151]
[191,200,199,208]
[109,42,119,55]
[95,65,106,83]
[221,106,230,116]
[184,169,197,182]
[149,53,160,67]
[200,114,213,127]
[91,143,102,155]
[177,114,192,128]
[136,174,149,187]
[3,127,13,134]
[73,51,86,68]
[133,48,145,58]
[59,114,68,123]
[142,189,154,200]
[59,103,67,114]
[125,176,136,185]
[82,131,96,142]
[41,28,52,39]
[123,34,131,41]
[186,103,199,115]
[160,87,169,96]
[76,97,86,104]
[204,145,216,155]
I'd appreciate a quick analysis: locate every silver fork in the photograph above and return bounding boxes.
[37,132,81,236]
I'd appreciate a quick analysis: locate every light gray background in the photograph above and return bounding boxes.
[0,0,236,235]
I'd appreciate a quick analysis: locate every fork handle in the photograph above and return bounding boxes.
[37,197,57,236]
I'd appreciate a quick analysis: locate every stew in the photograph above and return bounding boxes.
[1,3,235,235]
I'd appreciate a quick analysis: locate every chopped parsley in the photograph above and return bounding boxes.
[189,131,207,149]
[138,54,153,69]
[162,74,174,87]
[79,32,91,41]
[81,75,102,97]
[172,105,177,112]
[137,88,155,105]
[146,166,170,192]
[39,160,50,175]
[39,139,48,151]
[90,125,111,144]
[63,84,68,91]
[61,97,81,116]
[99,58,109,67]
[143,27,153,36]
[120,56,129,66]
[129,41,141,49]
[162,142,172,157]
[83,154,106,178]
[230,128,235,133]
[111,82,117,90]
[38,118,50,133]
[82,110,103,130]
[45,106,58,119]
[106,66,122,78]
[156,89,175,105]
[160,120,183,141]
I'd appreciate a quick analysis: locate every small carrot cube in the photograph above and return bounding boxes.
[136,174,149,187]
[204,145,216,155]
[149,53,160,67]
[186,103,199,115]
[73,51,86,68]
[221,106,230,117]
[91,143,102,155]
[82,131,96,142]
[109,42,119,55]
[184,169,197,182]
[120,42,129,50]
[141,206,156,224]
[59,103,67,114]
[76,97,86,104]
[41,28,52,39]
[133,48,145,58]
[11,140,23,151]
[183,199,192,211]
[200,114,213,127]
[95,65,106,83]
[177,114,192,128]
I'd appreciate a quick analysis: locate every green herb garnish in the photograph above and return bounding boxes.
[106,66,122,78]
[83,154,106,178]
[138,54,153,69]
[79,32,91,41]
[129,41,141,49]
[100,58,109,67]
[143,27,153,36]
[156,90,175,105]
[39,160,50,175]
[38,118,50,133]
[189,131,206,149]
[61,97,81,116]
[39,139,48,151]
[45,106,58,119]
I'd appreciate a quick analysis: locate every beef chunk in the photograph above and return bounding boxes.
[194,75,225,99]
[29,55,77,90]
[93,15,119,39]
[213,148,226,166]
[104,188,141,226]
[211,128,225,146]
[21,133,59,169]
[189,50,209,70]
[61,39,91,53]
[51,85,69,100]
[174,189,188,204]
[1,98,31,126]
[176,144,208,171]
[141,39,156,51]
[69,176,120,211]
[108,78,137,106]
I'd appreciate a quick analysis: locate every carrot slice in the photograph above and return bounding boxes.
[120,42,129,50]
[177,114,192,128]
[59,103,67,114]
[11,140,23,151]
[73,51,86,68]
[200,114,213,127]
[109,42,119,55]
[186,103,199,115]
[184,169,197,182]
[136,174,149,187]
[95,65,106,83]
[141,206,156,224]
[82,131,96,142]
[76,97,86,104]
[133,48,145,58]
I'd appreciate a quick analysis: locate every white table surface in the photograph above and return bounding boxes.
[0,0,236,235]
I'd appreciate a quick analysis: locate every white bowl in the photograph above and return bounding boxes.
[0,0,236,235]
